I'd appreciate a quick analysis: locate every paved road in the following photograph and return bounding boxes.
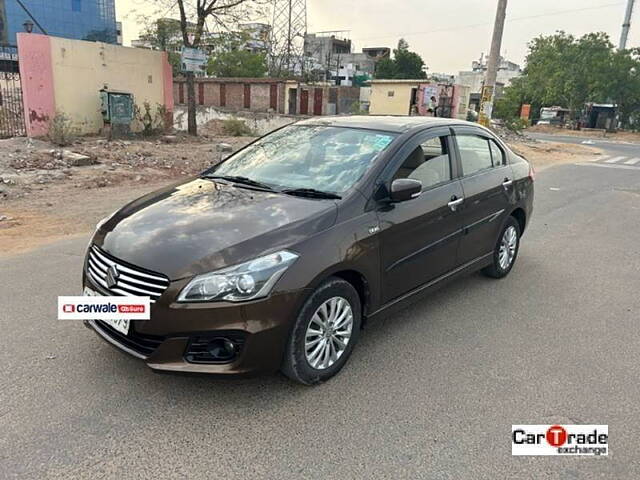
[527,131,640,157]
[2,145,640,479]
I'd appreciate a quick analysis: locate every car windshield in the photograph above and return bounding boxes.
[209,125,397,194]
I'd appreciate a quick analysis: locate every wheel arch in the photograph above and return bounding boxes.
[307,266,374,325]
[510,207,527,234]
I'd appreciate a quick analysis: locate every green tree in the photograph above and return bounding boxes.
[208,49,267,77]
[495,31,640,127]
[374,39,426,79]
[138,18,185,76]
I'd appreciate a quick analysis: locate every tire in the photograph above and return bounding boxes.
[482,216,521,279]
[281,277,361,385]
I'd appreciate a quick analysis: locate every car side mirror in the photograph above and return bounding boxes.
[390,178,422,203]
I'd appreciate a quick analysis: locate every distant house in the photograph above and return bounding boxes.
[303,33,390,86]
[456,54,522,95]
[369,80,469,119]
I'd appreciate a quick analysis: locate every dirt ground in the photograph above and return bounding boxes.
[528,124,640,142]
[0,132,254,256]
[0,131,602,256]
[508,140,602,170]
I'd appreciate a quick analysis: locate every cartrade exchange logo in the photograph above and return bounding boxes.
[512,425,608,456]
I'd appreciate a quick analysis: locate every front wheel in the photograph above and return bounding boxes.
[482,216,520,278]
[281,277,361,385]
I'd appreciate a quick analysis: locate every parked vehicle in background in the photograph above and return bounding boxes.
[83,116,534,385]
[537,106,571,126]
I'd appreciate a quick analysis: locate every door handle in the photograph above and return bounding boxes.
[502,178,514,189]
[448,197,464,211]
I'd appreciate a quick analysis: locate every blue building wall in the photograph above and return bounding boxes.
[1,0,117,44]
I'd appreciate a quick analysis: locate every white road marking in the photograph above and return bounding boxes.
[576,162,640,171]
[623,157,640,165]
[604,156,626,164]
[591,156,609,162]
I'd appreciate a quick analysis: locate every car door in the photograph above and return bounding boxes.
[452,127,514,265]
[376,128,464,303]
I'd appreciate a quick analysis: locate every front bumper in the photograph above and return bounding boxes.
[83,275,309,376]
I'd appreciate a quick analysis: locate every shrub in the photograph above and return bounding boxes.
[503,117,529,133]
[48,111,74,146]
[221,118,254,136]
[134,102,167,136]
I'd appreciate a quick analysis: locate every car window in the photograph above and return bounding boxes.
[212,125,397,194]
[489,140,505,167]
[392,136,451,190]
[457,135,493,176]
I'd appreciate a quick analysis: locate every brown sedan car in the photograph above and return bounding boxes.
[84,116,534,384]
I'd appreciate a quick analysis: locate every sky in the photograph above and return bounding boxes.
[116,0,639,74]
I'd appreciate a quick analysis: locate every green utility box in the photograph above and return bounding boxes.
[100,89,134,138]
[100,89,134,124]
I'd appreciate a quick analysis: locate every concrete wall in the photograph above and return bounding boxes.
[17,34,55,137]
[173,105,302,136]
[369,81,418,115]
[18,33,173,136]
[174,78,293,115]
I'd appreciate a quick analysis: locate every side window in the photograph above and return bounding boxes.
[489,140,505,167]
[392,136,452,190]
[457,135,493,176]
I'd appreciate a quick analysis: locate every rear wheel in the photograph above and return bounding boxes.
[482,216,520,279]
[281,277,361,385]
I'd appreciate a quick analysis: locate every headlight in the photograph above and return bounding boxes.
[177,250,299,303]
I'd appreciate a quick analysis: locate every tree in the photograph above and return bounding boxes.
[495,31,640,127]
[374,39,426,79]
[207,49,267,77]
[142,1,262,135]
[138,18,185,75]
[206,32,267,77]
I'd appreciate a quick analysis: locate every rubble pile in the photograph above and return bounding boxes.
[0,134,255,200]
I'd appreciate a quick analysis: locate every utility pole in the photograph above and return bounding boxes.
[619,0,635,50]
[479,0,508,127]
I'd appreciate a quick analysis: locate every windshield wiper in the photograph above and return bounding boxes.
[203,175,275,191]
[281,188,342,200]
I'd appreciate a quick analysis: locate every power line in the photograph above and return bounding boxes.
[347,2,626,43]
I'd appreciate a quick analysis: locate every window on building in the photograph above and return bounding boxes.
[388,91,395,97]
[72,0,81,12]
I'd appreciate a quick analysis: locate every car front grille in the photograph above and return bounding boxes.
[86,245,170,303]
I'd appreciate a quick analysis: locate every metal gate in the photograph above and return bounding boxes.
[0,45,25,138]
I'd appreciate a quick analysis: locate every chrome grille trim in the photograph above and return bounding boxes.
[87,245,170,302]
[90,247,169,282]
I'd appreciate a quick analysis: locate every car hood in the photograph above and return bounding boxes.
[95,178,338,279]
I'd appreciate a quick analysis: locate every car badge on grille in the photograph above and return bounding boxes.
[106,264,120,289]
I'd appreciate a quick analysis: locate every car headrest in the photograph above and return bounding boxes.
[403,147,425,169]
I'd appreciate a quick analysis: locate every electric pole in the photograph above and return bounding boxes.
[479,0,508,127]
[619,0,635,50]
[269,0,307,77]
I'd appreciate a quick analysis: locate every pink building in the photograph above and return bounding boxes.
[416,83,470,120]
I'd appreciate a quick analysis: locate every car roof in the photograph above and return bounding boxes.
[294,115,482,133]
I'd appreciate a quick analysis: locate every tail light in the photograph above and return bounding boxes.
[528,163,535,181]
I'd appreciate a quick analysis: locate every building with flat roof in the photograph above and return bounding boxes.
[0,0,117,44]
[303,33,390,86]
[456,53,521,95]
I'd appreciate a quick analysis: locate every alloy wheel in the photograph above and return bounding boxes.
[498,225,517,270]
[304,296,353,370]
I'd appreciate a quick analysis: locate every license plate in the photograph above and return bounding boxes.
[83,286,130,335]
